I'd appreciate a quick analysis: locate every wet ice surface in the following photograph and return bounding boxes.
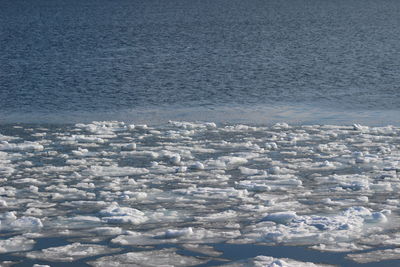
[1,121,400,266]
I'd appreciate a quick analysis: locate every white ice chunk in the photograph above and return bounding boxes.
[0,236,35,253]
[264,142,278,150]
[0,166,14,177]
[89,248,207,267]
[236,180,271,192]
[112,227,241,246]
[190,161,205,170]
[85,165,149,177]
[25,243,120,262]
[223,255,332,267]
[164,227,193,238]
[347,248,400,263]
[121,143,136,151]
[262,212,298,224]
[100,203,147,225]
[0,141,44,151]
[211,156,248,169]
[238,167,262,175]
[89,227,124,236]
[0,199,8,207]
[59,135,105,144]
[1,216,43,231]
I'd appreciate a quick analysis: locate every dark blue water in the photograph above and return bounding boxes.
[1,0,400,124]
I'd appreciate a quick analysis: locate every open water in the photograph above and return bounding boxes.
[1,0,400,125]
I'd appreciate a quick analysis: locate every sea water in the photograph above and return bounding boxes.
[1,0,400,125]
[1,0,400,266]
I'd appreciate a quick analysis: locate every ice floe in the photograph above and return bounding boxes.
[88,248,208,266]
[222,255,333,267]
[0,236,35,253]
[0,121,400,265]
[24,243,120,262]
[347,248,400,263]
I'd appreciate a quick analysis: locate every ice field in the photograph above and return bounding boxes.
[0,120,399,266]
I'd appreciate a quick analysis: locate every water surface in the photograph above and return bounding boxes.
[1,0,400,124]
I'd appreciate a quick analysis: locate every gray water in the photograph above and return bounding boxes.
[1,0,400,124]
